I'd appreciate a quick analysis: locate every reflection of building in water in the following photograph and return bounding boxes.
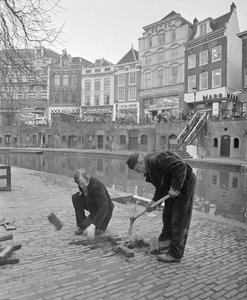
[197,167,247,222]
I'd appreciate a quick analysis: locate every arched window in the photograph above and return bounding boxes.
[213,138,218,147]
[62,135,66,142]
[120,135,126,145]
[234,138,239,148]
[141,135,148,145]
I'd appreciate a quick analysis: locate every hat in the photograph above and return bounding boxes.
[126,153,139,169]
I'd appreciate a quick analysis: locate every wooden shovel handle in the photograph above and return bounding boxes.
[131,194,170,222]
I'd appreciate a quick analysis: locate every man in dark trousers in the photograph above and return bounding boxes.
[72,168,114,240]
[126,151,196,263]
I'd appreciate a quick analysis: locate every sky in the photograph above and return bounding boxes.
[52,0,247,64]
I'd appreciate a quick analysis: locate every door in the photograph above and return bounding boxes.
[68,135,77,148]
[129,130,138,150]
[220,135,230,157]
[98,135,103,149]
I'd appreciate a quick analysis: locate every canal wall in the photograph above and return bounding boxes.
[0,118,247,159]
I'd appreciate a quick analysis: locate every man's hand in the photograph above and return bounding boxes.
[168,188,180,198]
[83,224,96,241]
[146,200,156,212]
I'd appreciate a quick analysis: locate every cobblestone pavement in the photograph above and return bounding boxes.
[0,166,246,300]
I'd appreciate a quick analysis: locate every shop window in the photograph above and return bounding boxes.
[141,135,147,145]
[120,135,126,144]
[232,177,238,188]
[213,138,218,147]
[233,138,239,148]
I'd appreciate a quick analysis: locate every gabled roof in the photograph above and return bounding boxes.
[88,58,114,68]
[188,9,233,41]
[143,11,192,31]
[161,11,177,21]
[116,47,139,65]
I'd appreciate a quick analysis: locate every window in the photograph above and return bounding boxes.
[200,23,207,35]
[63,74,68,85]
[148,36,152,48]
[199,50,208,66]
[212,45,222,62]
[85,95,91,105]
[171,66,178,84]
[23,86,29,100]
[172,47,179,59]
[171,28,176,42]
[120,135,126,144]
[71,90,77,103]
[95,69,101,73]
[62,90,68,103]
[94,94,100,105]
[234,138,239,148]
[129,72,136,84]
[71,74,77,86]
[54,90,60,103]
[104,79,110,91]
[158,50,164,62]
[54,74,60,86]
[62,136,66,142]
[146,54,151,66]
[35,86,42,99]
[188,75,196,92]
[85,81,91,92]
[105,68,110,71]
[118,89,125,101]
[145,72,151,89]
[129,88,136,100]
[104,94,110,105]
[159,32,165,45]
[212,68,221,88]
[213,138,218,147]
[141,135,148,145]
[157,69,164,87]
[94,80,100,91]
[86,70,91,74]
[200,72,208,90]
[63,57,69,67]
[118,74,125,86]
[245,67,247,87]
[188,54,196,69]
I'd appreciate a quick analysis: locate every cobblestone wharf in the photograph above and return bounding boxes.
[0,166,246,300]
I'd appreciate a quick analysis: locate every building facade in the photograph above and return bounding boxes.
[114,47,141,123]
[0,46,60,125]
[138,11,193,120]
[237,30,247,113]
[48,50,92,123]
[81,58,115,122]
[184,3,242,118]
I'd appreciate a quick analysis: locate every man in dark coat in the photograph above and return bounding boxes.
[127,151,196,263]
[72,168,114,240]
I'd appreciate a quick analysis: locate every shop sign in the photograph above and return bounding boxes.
[118,103,138,110]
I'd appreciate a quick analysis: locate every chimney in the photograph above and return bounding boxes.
[230,2,236,12]
[193,18,198,25]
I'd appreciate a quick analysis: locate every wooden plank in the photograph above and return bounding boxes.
[0,258,19,265]
[150,236,159,254]
[0,245,14,264]
[0,233,13,242]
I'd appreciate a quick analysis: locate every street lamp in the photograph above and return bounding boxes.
[192,87,198,113]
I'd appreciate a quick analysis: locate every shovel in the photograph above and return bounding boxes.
[128,194,170,235]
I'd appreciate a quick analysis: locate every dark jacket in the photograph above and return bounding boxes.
[80,177,114,229]
[144,151,193,201]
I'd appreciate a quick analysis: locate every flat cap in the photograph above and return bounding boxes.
[126,153,139,169]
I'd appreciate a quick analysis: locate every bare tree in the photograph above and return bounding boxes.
[0,0,64,126]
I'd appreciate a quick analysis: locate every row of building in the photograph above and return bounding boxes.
[0,2,247,126]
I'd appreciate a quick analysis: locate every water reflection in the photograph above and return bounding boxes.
[0,152,246,223]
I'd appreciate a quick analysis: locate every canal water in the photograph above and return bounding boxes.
[0,152,246,223]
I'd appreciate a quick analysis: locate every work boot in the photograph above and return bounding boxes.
[158,239,171,250]
[157,253,181,263]
[75,227,84,235]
